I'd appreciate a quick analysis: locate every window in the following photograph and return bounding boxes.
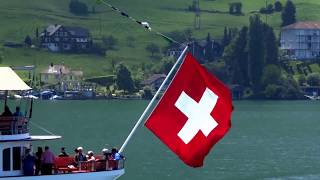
[13,147,21,170]
[3,148,11,171]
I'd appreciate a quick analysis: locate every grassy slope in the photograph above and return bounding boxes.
[1,0,320,77]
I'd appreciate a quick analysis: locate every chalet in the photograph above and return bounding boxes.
[40,24,92,52]
[281,21,320,59]
[40,63,83,91]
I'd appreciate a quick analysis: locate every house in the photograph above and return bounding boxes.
[40,63,83,91]
[40,24,92,52]
[167,39,223,63]
[281,21,320,59]
[143,74,166,92]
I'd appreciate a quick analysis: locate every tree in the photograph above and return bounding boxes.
[69,0,88,15]
[264,26,279,65]
[35,28,39,39]
[204,33,215,61]
[142,86,153,99]
[0,48,4,64]
[248,15,265,95]
[222,27,229,47]
[229,2,242,15]
[224,26,249,86]
[261,65,281,87]
[145,43,160,57]
[307,73,320,86]
[274,1,283,12]
[158,56,175,74]
[281,0,296,26]
[115,63,135,93]
[102,35,118,50]
[24,35,32,46]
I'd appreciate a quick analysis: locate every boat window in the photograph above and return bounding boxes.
[13,147,21,170]
[3,148,11,171]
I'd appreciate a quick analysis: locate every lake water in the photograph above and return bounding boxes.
[7,100,320,180]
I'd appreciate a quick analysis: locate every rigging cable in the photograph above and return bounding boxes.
[29,121,56,136]
[96,0,183,45]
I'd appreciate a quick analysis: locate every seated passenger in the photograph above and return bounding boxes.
[23,149,36,176]
[86,151,95,161]
[1,105,12,116]
[58,147,69,157]
[102,148,112,160]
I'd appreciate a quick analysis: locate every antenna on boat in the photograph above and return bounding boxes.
[96,0,189,153]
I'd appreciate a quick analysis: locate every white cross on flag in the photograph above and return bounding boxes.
[145,53,233,167]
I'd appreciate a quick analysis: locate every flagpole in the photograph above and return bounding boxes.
[119,45,189,153]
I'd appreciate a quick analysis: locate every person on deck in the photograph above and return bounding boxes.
[13,106,23,117]
[74,147,87,165]
[35,147,43,175]
[86,151,95,161]
[23,149,36,176]
[111,148,124,160]
[102,148,112,160]
[41,146,55,175]
[1,105,12,116]
[58,147,69,157]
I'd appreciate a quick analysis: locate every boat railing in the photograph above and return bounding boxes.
[78,159,125,171]
[0,116,28,135]
[54,157,125,174]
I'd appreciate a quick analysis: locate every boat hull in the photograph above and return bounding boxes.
[0,169,125,180]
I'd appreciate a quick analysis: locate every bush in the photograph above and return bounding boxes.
[142,86,153,100]
[91,43,106,56]
[260,4,274,14]
[85,75,115,86]
[69,0,88,15]
[229,2,242,15]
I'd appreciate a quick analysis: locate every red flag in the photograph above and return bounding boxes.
[145,53,233,167]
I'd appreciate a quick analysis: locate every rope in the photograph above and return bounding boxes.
[96,0,182,45]
[29,121,56,136]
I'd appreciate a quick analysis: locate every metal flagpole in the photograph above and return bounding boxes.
[119,45,189,153]
[96,0,186,153]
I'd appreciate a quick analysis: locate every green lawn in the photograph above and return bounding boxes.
[1,0,320,77]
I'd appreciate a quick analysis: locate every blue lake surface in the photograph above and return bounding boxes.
[4,100,320,179]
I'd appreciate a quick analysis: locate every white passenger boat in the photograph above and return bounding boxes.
[0,67,125,180]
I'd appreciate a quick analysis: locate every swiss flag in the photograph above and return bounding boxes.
[145,53,233,167]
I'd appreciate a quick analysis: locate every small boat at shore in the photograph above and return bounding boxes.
[304,94,320,100]
[0,67,125,180]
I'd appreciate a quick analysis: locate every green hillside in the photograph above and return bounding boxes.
[1,0,320,77]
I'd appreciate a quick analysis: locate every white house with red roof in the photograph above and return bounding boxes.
[281,21,320,59]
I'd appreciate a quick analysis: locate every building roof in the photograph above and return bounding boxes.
[44,24,62,36]
[64,26,89,37]
[40,24,89,37]
[143,74,166,85]
[282,21,320,30]
[0,67,31,90]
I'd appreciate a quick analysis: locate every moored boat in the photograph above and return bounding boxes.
[0,67,125,180]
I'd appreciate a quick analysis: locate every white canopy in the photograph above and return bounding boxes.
[0,67,31,91]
